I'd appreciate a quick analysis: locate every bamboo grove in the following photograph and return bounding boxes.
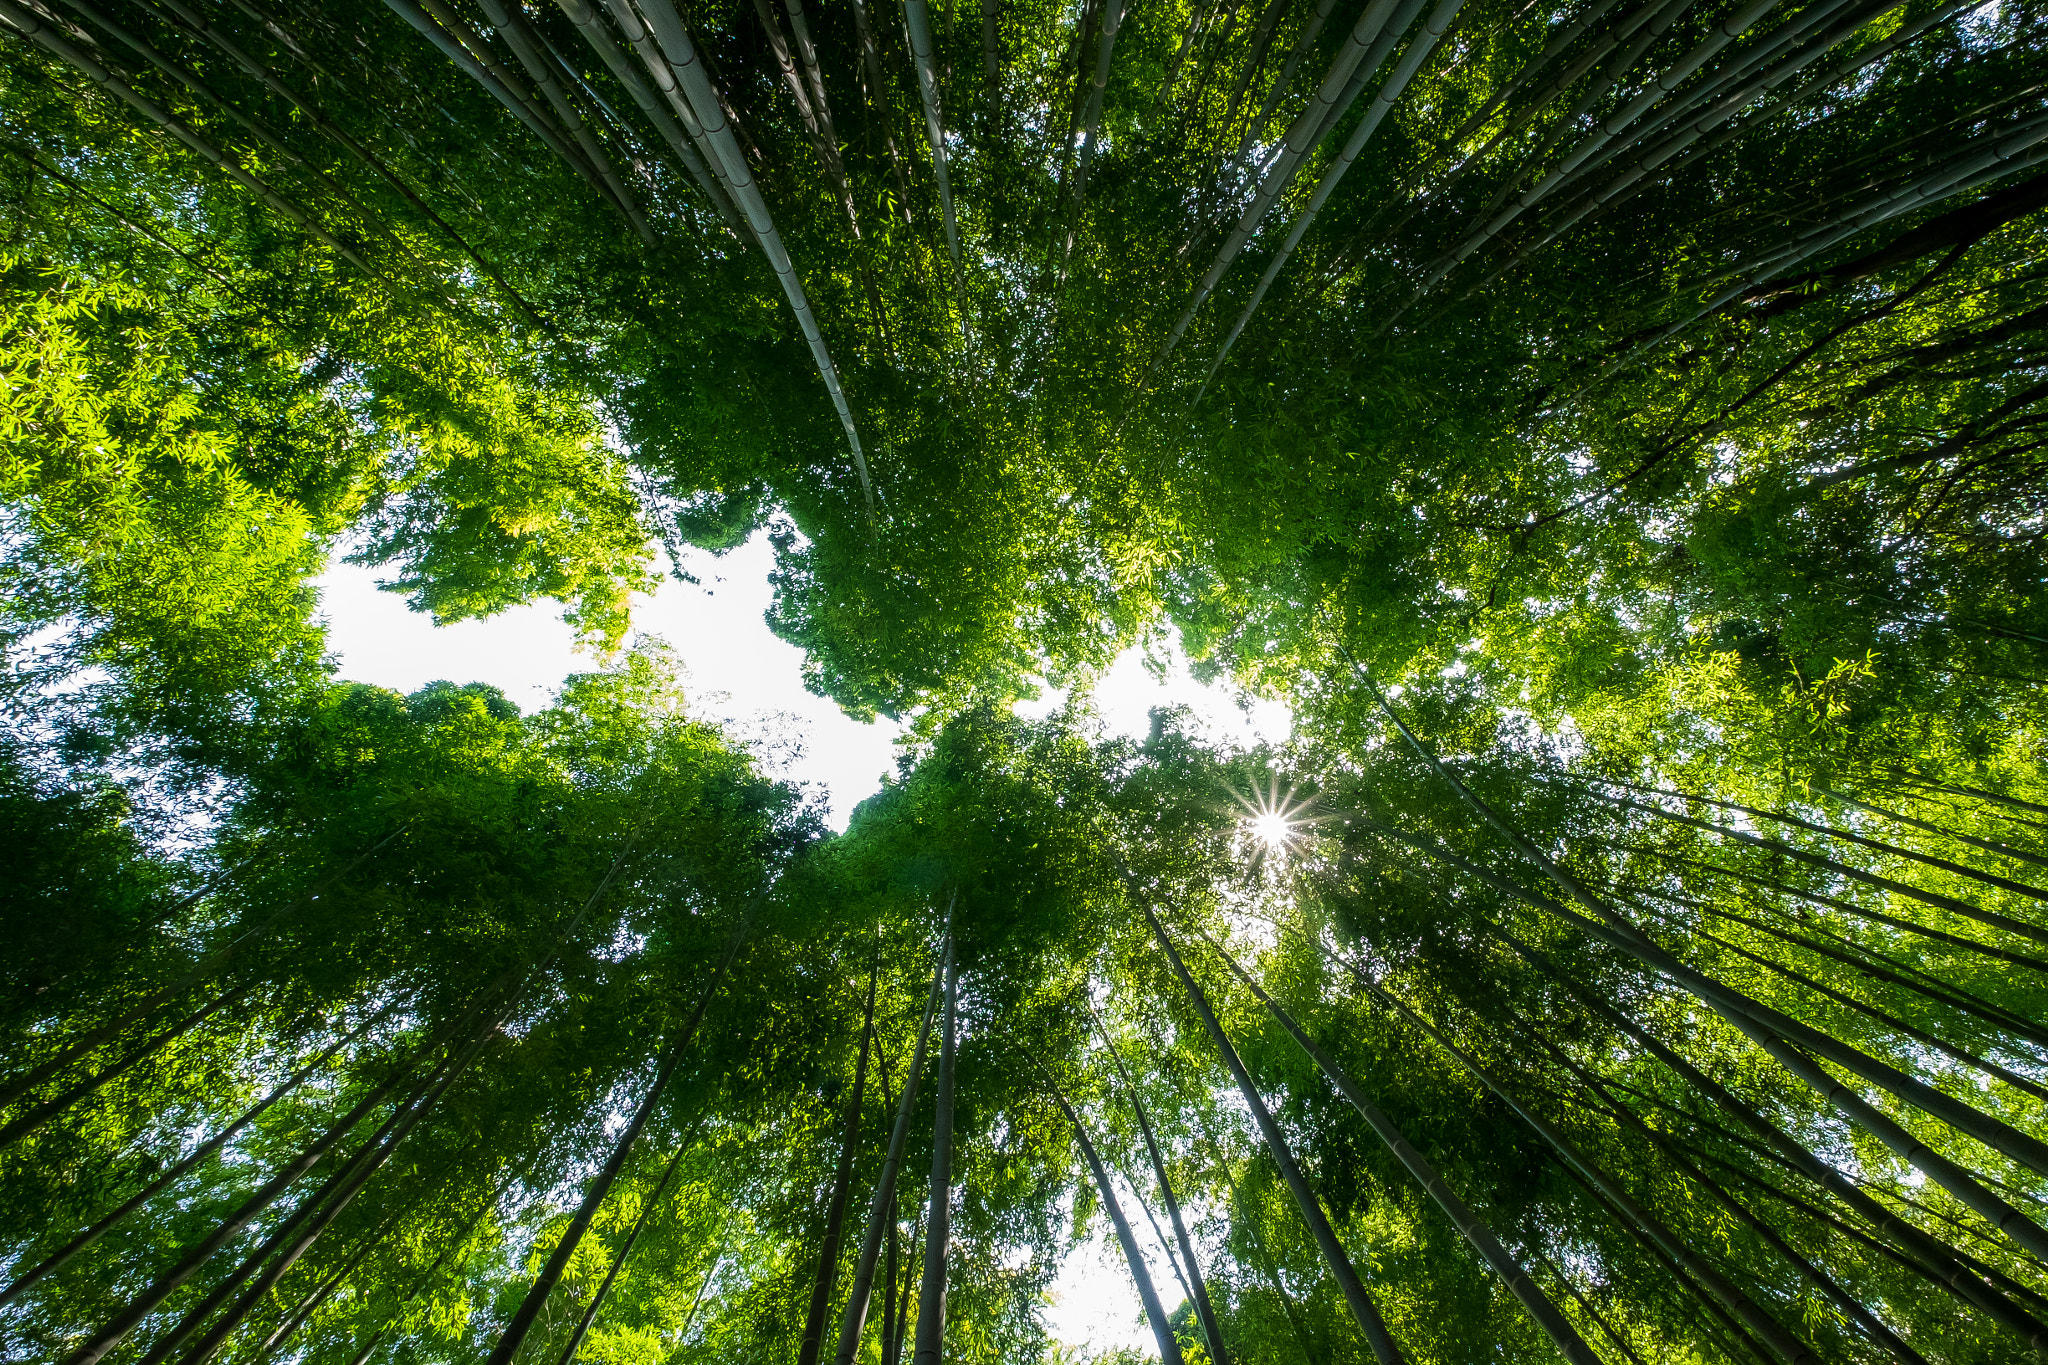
[1,0,2045,1362]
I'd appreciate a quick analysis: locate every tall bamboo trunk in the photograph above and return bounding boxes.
[1617,839,2048,978]
[0,975,264,1151]
[1198,928,1600,1365]
[1346,655,2048,1211]
[140,1027,490,1365]
[629,0,877,522]
[1056,0,1129,279]
[58,989,492,1365]
[551,1111,707,1365]
[909,935,959,1365]
[0,823,407,1114]
[381,0,589,182]
[902,0,975,350]
[1326,945,1816,1365]
[154,0,548,319]
[981,0,1001,136]
[1237,0,1339,157]
[1538,1036,1928,1365]
[1379,812,2048,1258]
[1679,914,2048,1103]
[1091,1009,1229,1365]
[553,0,747,235]
[887,1202,921,1365]
[800,970,878,1365]
[1139,898,1407,1365]
[1202,0,1460,393]
[203,990,548,1353]
[1593,787,2048,948]
[1042,1068,1187,1365]
[1624,879,2048,1051]
[472,0,656,240]
[1490,922,2048,1341]
[341,1170,519,1365]
[834,935,947,1365]
[483,934,741,1365]
[251,1206,400,1359]
[1825,786,2048,873]
[0,1006,392,1309]
[1141,0,1411,385]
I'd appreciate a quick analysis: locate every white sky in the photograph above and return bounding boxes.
[1045,1183,1208,1357]
[316,530,1290,831]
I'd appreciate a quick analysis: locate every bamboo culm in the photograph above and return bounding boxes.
[1139,896,1408,1365]
[1237,0,1338,157]
[471,0,654,239]
[1535,1035,1929,1365]
[166,1010,506,1365]
[1197,926,1602,1365]
[1590,786,2048,948]
[1343,652,2048,1199]
[1142,0,1414,385]
[1040,1066,1187,1365]
[1318,935,1817,1365]
[833,941,946,1365]
[1089,1009,1230,1365]
[551,1110,710,1365]
[250,1207,401,1360]
[1055,0,1129,281]
[0,1005,396,1311]
[0,975,264,1151]
[61,1070,418,1365]
[1493,920,2048,1338]
[0,823,408,1115]
[145,0,550,323]
[902,0,976,350]
[482,933,741,1365]
[552,0,746,234]
[909,934,959,1365]
[1202,0,1460,393]
[0,0,371,272]
[629,0,877,522]
[799,970,877,1365]
[1372,811,2048,1260]
[136,1044,472,1365]
[1575,772,2048,909]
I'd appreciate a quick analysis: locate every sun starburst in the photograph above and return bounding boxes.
[1251,810,1293,849]
[1228,768,1317,854]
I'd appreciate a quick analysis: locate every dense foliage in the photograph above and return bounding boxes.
[2,0,2045,1364]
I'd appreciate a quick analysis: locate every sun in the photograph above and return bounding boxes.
[1251,810,1294,849]
[1227,766,1317,857]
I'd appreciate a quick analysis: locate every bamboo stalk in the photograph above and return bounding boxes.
[553,0,747,234]
[1319,937,1817,1365]
[1199,926,1603,1365]
[833,936,946,1365]
[1141,0,1414,387]
[1488,924,2048,1344]
[629,0,877,523]
[472,0,654,240]
[909,934,959,1365]
[903,0,975,350]
[1202,0,1461,394]
[482,934,740,1365]
[1088,1008,1231,1365]
[0,1006,395,1310]
[0,0,371,274]
[1140,897,1409,1365]
[1039,1062,1188,1365]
